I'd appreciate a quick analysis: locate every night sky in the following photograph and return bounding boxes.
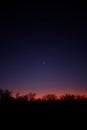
[0,2,87,97]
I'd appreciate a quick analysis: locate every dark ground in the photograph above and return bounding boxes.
[0,98,87,129]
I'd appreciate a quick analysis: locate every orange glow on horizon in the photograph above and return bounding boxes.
[12,88,87,99]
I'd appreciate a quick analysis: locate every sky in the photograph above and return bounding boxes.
[0,2,87,97]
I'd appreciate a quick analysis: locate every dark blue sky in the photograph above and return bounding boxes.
[0,2,87,96]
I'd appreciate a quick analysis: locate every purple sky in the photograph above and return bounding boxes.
[0,2,87,97]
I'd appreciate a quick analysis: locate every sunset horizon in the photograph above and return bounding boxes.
[1,86,87,99]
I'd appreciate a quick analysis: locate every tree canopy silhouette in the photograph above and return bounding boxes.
[0,89,12,101]
[42,94,57,101]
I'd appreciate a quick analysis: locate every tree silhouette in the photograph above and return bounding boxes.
[0,89,12,101]
[23,94,29,101]
[4,90,12,98]
[75,95,87,102]
[15,92,36,102]
[27,92,36,101]
[15,93,28,102]
[16,92,20,99]
[0,89,4,100]
[60,94,75,101]
[42,94,57,101]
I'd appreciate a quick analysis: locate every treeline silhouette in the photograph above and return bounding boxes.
[0,88,87,101]
[0,88,87,129]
